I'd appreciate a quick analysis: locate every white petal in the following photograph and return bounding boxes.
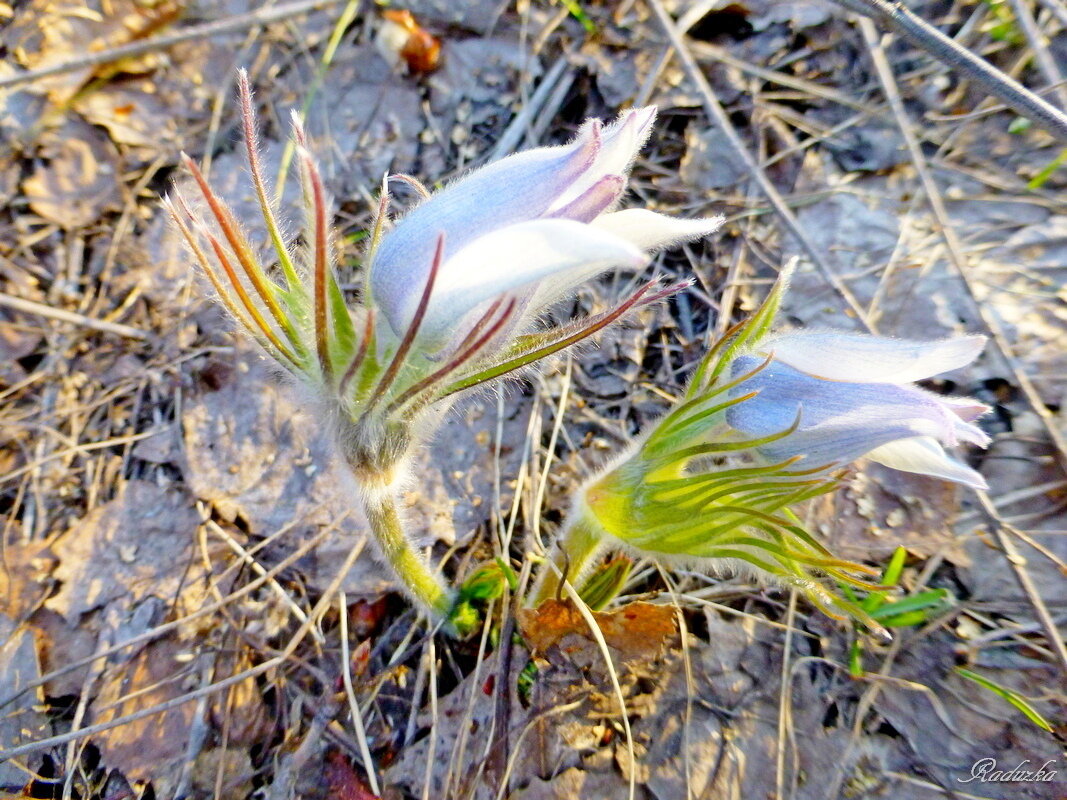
[764,332,987,384]
[411,219,647,341]
[865,437,988,489]
[369,124,601,330]
[591,209,724,251]
[549,107,656,212]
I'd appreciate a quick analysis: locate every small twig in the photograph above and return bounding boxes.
[0,292,148,340]
[0,0,348,90]
[826,0,1067,141]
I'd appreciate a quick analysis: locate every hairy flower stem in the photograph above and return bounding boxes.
[361,489,454,621]
[530,514,606,606]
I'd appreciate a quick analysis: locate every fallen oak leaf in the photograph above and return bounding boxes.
[517,599,677,665]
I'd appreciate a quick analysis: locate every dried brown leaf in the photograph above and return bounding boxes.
[518,599,677,664]
[89,636,198,793]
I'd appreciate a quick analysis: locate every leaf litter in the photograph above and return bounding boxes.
[1,1,1065,798]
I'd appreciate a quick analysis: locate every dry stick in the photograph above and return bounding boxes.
[0,0,348,90]
[0,292,148,340]
[828,0,1067,142]
[647,0,874,331]
[858,18,1067,675]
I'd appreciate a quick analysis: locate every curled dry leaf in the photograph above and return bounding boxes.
[518,599,677,665]
[10,0,183,104]
[45,480,201,624]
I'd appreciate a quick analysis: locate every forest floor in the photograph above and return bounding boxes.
[1,1,1065,798]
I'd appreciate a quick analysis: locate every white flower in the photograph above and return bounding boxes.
[368,107,723,347]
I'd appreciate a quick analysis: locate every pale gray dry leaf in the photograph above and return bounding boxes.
[680,122,749,192]
[181,348,525,596]
[823,123,908,173]
[75,80,179,152]
[738,0,835,30]
[427,37,543,165]
[956,413,1067,608]
[45,479,201,624]
[973,217,1067,399]
[580,44,642,109]
[0,63,51,145]
[22,115,123,229]
[0,616,50,792]
[942,174,1050,233]
[513,769,645,800]
[810,462,971,561]
[574,313,650,399]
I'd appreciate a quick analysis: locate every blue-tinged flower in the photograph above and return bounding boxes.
[369,107,723,347]
[725,332,990,489]
[532,262,991,630]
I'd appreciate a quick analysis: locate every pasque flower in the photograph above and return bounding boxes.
[165,70,722,624]
[534,262,990,628]
[724,333,989,489]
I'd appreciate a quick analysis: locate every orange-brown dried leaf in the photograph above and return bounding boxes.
[518,599,677,664]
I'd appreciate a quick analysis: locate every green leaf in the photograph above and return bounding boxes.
[1028,147,1067,190]
[326,271,357,369]
[955,667,1054,732]
[577,556,633,611]
[870,588,951,623]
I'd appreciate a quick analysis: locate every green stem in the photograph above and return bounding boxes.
[362,491,454,620]
[530,514,607,606]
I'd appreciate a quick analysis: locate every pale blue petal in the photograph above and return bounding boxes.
[369,123,602,331]
[725,356,986,466]
[412,219,647,343]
